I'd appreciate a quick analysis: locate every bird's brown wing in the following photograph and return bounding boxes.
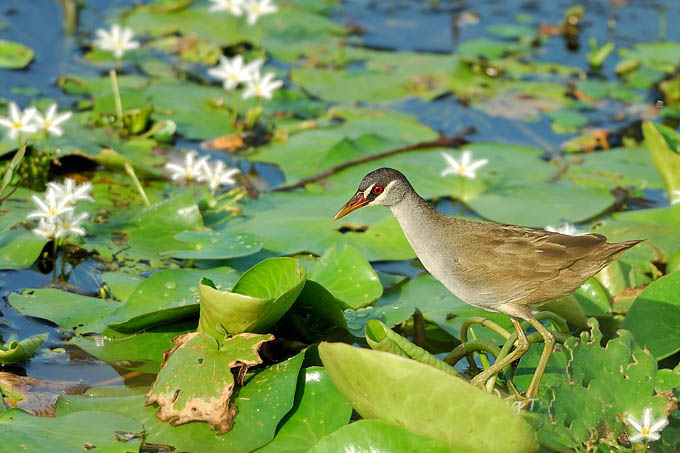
[455,224,608,307]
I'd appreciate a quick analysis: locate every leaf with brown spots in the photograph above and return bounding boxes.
[0,372,87,417]
[145,331,274,434]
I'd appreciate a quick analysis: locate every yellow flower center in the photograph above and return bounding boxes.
[114,41,124,49]
[641,427,651,436]
[44,120,52,127]
[13,121,22,129]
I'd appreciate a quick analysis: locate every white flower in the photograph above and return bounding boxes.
[46,178,93,206]
[671,189,680,205]
[27,188,74,222]
[199,160,240,191]
[545,222,583,236]
[208,55,263,91]
[625,407,668,443]
[209,0,244,16]
[32,218,57,239]
[55,211,88,239]
[165,151,209,183]
[0,102,38,140]
[242,72,283,100]
[440,150,489,179]
[244,0,278,26]
[94,24,140,59]
[33,103,73,137]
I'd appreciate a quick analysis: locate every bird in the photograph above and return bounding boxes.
[334,167,641,400]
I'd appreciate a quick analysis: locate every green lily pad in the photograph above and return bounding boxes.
[84,193,204,265]
[305,244,382,309]
[146,332,274,433]
[0,334,47,365]
[160,231,263,260]
[546,109,588,134]
[294,280,348,331]
[467,182,615,226]
[257,367,352,453]
[108,266,239,333]
[0,228,46,270]
[69,322,194,373]
[198,257,306,337]
[57,351,305,452]
[308,419,453,453]
[8,289,123,334]
[0,40,34,69]
[318,342,538,452]
[622,271,680,360]
[0,409,143,452]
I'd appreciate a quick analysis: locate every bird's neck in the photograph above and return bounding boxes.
[389,190,450,247]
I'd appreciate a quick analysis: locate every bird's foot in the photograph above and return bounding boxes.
[470,375,488,389]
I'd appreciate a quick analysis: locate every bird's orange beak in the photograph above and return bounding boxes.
[334,192,368,220]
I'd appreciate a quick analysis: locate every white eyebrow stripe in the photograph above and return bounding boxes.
[363,183,375,199]
[370,180,396,204]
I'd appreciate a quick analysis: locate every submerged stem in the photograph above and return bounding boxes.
[109,69,123,127]
[124,162,150,207]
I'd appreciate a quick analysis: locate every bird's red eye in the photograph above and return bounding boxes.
[372,185,383,195]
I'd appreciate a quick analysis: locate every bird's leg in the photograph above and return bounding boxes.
[470,318,529,389]
[525,317,555,400]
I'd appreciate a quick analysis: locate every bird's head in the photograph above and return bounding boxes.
[334,167,411,220]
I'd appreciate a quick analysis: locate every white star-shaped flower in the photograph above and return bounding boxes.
[32,218,57,239]
[209,0,244,16]
[55,211,89,239]
[0,102,38,140]
[244,0,278,26]
[165,151,209,183]
[208,55,263,91]
[440,150,489,179]
[46,178,94,207]
[27,187,74,222]
[625,407,668,443]
[94,24,140,59]
[242,72,283,100]
[671,189,680,205]
[199,160,240,192]
[545,222,583,236]
[33,103,73,137]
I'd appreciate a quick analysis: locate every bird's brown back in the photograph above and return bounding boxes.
[448,220,642,308]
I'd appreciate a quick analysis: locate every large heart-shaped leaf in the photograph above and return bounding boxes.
[198,257,306,337]
[318,342,538,452]
[622,271,680,360]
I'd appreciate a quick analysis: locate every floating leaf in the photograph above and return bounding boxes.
[8,289,122,334]
[0,372,86,417]
[642,121,680,203]
[0,409,142,452]
[0,229,46,270]
[319,342,538,452]
[58,351,305,452]
[308,419,453,453]
[305,244,382,309]
[0,40,34,69]
[198,257,306,338]
[257,367,352,453]
[146,332,274,434]
[160,231,263,260]
[622,271,680,360]
[107,266,239,333]
[0,334,47,365]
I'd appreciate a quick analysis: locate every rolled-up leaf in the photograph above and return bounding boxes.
[198,257,306,338]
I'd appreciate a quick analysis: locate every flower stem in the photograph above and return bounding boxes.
[60,238,66,278]
[230,90,239,127]
[124,162,150,207]
[109,69,124,127]
[44,132,51,156]
[52,239,58,282]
